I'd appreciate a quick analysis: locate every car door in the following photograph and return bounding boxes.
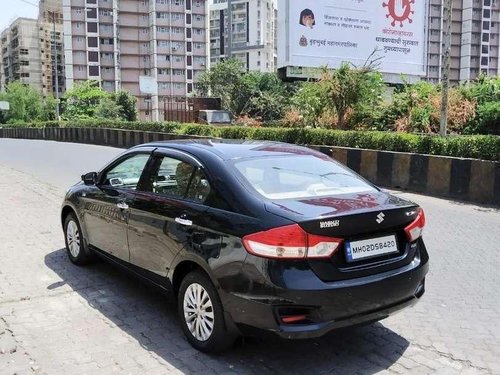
[82,151,153,262]
[127,149,221,279]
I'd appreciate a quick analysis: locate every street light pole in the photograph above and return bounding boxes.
[50,11,60,120]
[439,0,452,136]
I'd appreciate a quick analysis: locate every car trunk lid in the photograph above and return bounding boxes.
[265,191,420,281]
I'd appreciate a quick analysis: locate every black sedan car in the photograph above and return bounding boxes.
[61,140,428,352]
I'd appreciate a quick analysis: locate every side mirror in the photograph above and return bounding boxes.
[82,172,98,186]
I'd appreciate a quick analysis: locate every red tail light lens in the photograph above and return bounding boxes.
[242,224,342,259]
[405,208,426,242]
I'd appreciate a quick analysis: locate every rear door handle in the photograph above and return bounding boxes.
[175,217,192,226]
[117,202,129,210]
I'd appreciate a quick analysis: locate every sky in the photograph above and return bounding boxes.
[1,0,39,31]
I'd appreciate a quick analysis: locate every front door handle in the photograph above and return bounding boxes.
[117,202,129,210]
[175,217,192,226]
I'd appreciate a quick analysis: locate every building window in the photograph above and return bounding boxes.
[157,26,168,33]
[187,55,192,66]
[20,49,28,55]
[482,33,490,42]
[100,38,114,45]
[187,83,193,93]
[484,0,491,5]
[481,56,488,65]
[186,28,192,38]
[173,69,185,75]
[20,60,29,66]
[87,8,97,19]
[483,9,491,18]
[75,8,83,14]
[483,21,490,30]
[87,22,98,32]
[187,70,192,79]
[89,66,99,76]
[482,45,489,54]
[87,0,97,3]
[186,0,191,10]
[88,37,98,47]
[88,51,99,62]
[186,41,192,52]
[99,9,113,17]
[186,14,191,24]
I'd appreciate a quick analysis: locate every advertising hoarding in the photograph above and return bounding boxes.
[278,0,426,78]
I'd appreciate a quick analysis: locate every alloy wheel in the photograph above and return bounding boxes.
[183,283,215,341]
[66,220,81,258]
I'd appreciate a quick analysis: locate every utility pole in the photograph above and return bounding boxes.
[226,0,232,59]
[440,0,452,136]
[50,11,60,120]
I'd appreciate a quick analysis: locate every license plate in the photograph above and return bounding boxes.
[345,234,399,262]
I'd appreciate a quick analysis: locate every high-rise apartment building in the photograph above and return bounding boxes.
[0,1,64,97]
[63,0,209,121]
[209,0,277,72]
[1,18,43,91]
[39,0,65,97]
[425,0,500,84]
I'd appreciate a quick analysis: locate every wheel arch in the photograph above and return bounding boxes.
[171,258,218,297]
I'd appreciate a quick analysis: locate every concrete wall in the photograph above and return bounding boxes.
[1,127,498,206]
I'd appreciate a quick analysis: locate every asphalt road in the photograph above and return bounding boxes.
[0,139,499,375]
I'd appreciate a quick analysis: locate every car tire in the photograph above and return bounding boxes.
[64,213,93,265]
[178,270,236,353]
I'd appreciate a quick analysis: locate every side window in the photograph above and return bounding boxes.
[150,156,195,198]
[186,168,211,203]
[102,154,150,190]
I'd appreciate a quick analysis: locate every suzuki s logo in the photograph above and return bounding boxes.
[376,212,385,224]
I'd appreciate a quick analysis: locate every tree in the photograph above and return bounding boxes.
[95,97,122,120]
[114,91,137,121]
[320,63,384,130]
[62,80,109,120]
[240,72,293,122]
[197,59,247,115]
[291,80,330,127]
[197,60,294,121]
[0,81,53,123]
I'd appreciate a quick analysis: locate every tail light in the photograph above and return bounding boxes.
[405,208,426,242]
[242,224,342,259]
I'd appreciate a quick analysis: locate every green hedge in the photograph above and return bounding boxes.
[2,120,499,161]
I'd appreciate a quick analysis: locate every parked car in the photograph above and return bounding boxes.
[197,110,232,126]
[61,140,429,352]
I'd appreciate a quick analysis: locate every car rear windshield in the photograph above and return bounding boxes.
[234,155,376,199]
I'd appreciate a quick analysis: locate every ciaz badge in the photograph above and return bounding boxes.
[320,220,340,228]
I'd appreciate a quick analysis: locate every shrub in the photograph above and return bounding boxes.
[1,121,499,161]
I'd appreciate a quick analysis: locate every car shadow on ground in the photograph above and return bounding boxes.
[45,248,409,374]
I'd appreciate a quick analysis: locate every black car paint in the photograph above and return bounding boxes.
[62,140,429,339]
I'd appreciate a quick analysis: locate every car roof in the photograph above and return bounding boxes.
[135,139,323,161]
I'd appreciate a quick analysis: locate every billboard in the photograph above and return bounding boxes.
[278,0,426,77]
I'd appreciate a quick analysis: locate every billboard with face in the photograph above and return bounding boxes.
[278,0,426,77]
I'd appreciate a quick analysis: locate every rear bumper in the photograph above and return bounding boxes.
[220,247,428,339]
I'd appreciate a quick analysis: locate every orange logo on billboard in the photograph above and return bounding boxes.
[383,0,415,27]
